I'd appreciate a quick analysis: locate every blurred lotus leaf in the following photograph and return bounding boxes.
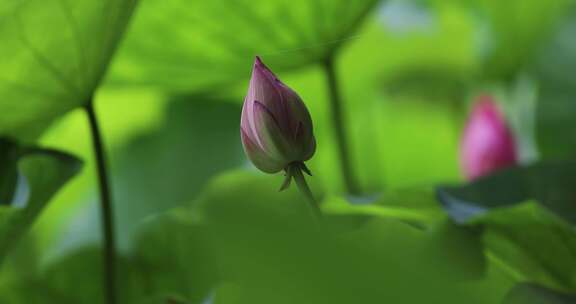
[111,0,380,91]
[0,138,82,264]
[0,0,138,140]
[503,283,576,304]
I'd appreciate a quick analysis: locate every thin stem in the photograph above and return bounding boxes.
[322,55,359,195]
[290,164,321,219]
[85,99,117,304]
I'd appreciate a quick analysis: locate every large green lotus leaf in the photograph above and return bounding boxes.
[130,209,218,304]
[438,170,576,291]
[2,170,498,303]
[0,138,82,264]
[437,161,576,226]
[1,242,205,304]
[0,0,137,139]
[322,188,445,227]
[1,230,214,304]
[111,0,380,90]
[437,162,576,290]
[188,170,498,304]
[30,93,244,258]
[112,95,244,246]
[480,203,576,292]
[1,247,141,304]
[503,283,576,304]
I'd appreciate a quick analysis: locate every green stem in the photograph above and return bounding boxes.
[322,55,359,195]
[290,163,321,219]
[85,100,117,304]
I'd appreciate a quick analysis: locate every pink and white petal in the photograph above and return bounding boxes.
[253,101,294,162]
[241,97,263,149]
[241,128,284,173]
[250,57,289,129]
[282,87,314,141]
[292,122,316,160]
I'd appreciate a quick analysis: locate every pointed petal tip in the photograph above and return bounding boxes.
[253,56,265,70]
[473,94,499,112]
[477,93,494,102]
[252,56,275,79]
[466,95,505,128]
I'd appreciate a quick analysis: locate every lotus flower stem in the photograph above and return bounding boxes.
[322,56,359,195]
[289,163,321,219]
[85,99,117,304]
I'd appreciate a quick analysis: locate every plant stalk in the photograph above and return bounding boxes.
[322,56,359,195]
[85,100,117,304]
[290,163,321,219]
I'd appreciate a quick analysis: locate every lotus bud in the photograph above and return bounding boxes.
[460,95,518,181]
[240,57,316,185]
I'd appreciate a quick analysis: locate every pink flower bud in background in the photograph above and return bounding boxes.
[240,57,316,174]
[460,95,518,181]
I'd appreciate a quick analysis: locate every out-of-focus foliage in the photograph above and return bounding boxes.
[504,283,576,304]
[438,163,576,291]
[0,171,514,303]
[113,96,244,245]
[466,0,571,80]
[0,0,137,140]
[438,161,576,225]
[2,0,576,302]
[160,171,508,303]
[0,138,81,264]
[533,6,576,159]
[480,203,576,292]
[111,0,380,90]
[21,93,244,255]
[322,188,444,226]
[131,210,217,303]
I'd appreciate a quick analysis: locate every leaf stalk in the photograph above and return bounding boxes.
[85,99,117,304]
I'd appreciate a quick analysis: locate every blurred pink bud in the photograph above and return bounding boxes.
[460,95,518,181]
[240,57,316,173]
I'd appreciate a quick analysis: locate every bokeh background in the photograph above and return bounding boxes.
[1,0,576,303]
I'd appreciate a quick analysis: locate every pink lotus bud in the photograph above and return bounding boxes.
[460,95,518,181]
[240,57,316,174]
